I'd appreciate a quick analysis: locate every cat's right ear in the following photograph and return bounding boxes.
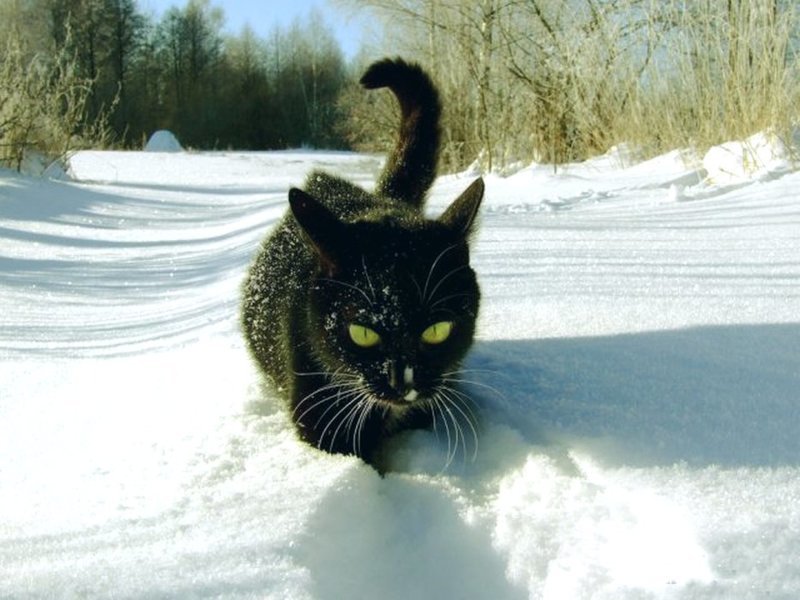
[289,188,344,276]
[439,177,484,238]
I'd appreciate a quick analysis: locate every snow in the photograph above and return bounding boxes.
[702,130,797,185]
[1,143,799,599]
[144,130,183,152]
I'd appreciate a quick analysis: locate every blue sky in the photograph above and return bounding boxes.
[141,0,371,59]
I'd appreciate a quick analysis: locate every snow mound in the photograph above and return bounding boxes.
[703,131,796,184]
[18,150,70,179]
[145,130,183,152]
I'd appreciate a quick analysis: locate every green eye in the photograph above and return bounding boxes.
[421,321,453,345]
[348,324,381,348]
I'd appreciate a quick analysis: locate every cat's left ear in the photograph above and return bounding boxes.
[438,177,484,238]
[289,188,344,275]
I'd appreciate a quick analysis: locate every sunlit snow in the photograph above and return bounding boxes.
[1,144,798,599]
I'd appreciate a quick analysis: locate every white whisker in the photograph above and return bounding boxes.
[292,375,359,419]
[309,386,364,429]
[331,391,370,454]
[319,277,374,305]
[362,255,377,303]
[430,393,456,468]
[437,386,479,462]
[292,381,347,418]
[443,367,511,382]
[422,244,458,302]
[429,292,474,310]
[352,395,376,457]
[320,394,366,452]
[410,275,424,302]
[441,375,508,408]
[441,377,498,399]
[294,369,360,379]
[427,264,469,305]
[438,393,465,466]
[438,383,480,425]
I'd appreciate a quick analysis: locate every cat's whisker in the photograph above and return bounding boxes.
[430,393,457,469]
[294,370,362,415]
[293,368,360,379]
[320,393,368,453]
[442,377,505,399]
[292,377,357,419]
[342,387,371,438]
[438,383,480,426]
[347,399,364,456]
[441,375,509,408]
[319,277,374,306]
[429,292,474,310]
[439,395,466,466]
[437,386,479,462]
[443,367,505,377]
[292,384,345,420]
[422,244,458,303]
[443,367,511,385]
[310,386,365,430]
[352,394,377,457]
[334,393,370,455]
[410,275,424,302]
[426,264,469,306]
[428,395,447,466]
[361,255,378,303]
[342,392,363,438]
[350,394,375,457]
[295,389,360,431]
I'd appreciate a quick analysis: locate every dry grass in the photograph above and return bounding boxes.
[617,1,800,159]
[343,0,800,169]
[0,30,114,170]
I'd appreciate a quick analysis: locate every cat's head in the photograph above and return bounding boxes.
[289,179,484,410]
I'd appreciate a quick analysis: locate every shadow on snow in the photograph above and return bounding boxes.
[469,323,800,469]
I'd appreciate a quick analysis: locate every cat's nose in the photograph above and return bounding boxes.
[388,361,416,398]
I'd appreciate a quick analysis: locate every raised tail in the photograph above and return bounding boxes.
[360,58,441,208]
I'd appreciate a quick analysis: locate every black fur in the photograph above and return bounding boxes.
[242,58,484,468]
[360,57,442,207]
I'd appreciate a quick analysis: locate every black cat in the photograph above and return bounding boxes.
[242,58,484,468]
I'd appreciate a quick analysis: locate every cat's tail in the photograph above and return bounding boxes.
[361,57,441,208]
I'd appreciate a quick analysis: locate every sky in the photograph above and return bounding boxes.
[141,0,373,59]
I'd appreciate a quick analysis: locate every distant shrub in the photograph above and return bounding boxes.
[340,0,800,170]
[617,1,800,160]
[0,33,113,171]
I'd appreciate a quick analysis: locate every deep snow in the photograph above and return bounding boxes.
[1,146,799,599]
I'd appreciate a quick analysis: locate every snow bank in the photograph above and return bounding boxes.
[1,148,799,599]
[145,129,183,152]
[16,149,70,179]
[703,130,797,184]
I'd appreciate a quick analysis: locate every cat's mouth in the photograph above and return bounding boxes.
[371,387,425,408]
[364,365,428,407]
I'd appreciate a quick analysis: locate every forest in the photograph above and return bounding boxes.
[1,0,799,172]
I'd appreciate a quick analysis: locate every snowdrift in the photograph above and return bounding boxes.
[145,129,183,152]
[702,130,798,184]
[1,143,799,599]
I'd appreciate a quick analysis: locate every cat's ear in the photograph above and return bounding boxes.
[289,188,344,275]
[438,177,484,238]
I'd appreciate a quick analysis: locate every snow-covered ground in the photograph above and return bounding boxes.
[1,145,798,599]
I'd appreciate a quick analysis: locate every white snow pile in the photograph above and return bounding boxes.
[144,129,183,152]
[702,130,798,184]
[1,141,799,599]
